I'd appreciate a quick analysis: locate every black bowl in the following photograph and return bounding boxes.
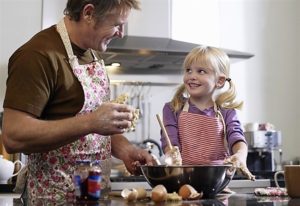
[140,164,235,198]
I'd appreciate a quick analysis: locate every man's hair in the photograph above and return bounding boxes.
[64,0,140,22]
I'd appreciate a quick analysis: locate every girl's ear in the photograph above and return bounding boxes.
[216,75,226,88]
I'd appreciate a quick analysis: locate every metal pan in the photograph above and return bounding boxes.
[140,164,235,198]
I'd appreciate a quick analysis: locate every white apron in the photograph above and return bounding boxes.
[178,102,229,165]
[27,19,111,203]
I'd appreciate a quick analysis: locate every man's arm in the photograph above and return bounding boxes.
[2,103,134,154]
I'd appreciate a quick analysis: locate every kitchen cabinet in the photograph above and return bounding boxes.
[128,0,224,47]
[127,0,171,38]
[128,0,220,45]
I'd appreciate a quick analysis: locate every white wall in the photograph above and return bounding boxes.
[218,0,300,161]
[0,0,299,161]
[0,0,42,109]
[42,0,66,29]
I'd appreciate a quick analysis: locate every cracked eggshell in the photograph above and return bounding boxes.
[121,188,138,201]
[151,185,168,203]
[178,184,202,200]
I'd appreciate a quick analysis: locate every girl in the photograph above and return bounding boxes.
[160,45,254,180]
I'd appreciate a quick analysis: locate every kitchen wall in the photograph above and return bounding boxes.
[217,0,300,162]
[0,0,42,108]
[0,0,299,161]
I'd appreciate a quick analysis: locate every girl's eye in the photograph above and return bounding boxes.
[185,68,192,73]
[197,69,206,74]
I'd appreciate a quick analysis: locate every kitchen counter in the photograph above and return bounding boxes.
[111,179,271,194]
[0,179,290,206]
[0,192,297,206]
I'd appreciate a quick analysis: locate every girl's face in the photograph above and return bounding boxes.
[183,62,222,101]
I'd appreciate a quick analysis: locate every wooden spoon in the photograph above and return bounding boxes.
[156,114,173,150]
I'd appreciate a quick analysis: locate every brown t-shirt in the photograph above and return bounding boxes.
[4,25,103,120]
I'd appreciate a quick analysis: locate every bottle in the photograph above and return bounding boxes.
[88,160,102,201]
[74,160,90,201]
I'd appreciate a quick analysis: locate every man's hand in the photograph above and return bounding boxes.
[92,102,134,135]
[111,135,155,176]
[111,93,140,132]
[124,146,155,175]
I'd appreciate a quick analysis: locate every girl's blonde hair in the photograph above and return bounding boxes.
[171,45,243,111]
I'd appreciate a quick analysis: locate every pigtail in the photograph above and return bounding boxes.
[215,79,243,110]
[170,84,187,112]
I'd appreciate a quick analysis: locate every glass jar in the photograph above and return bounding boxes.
[74,160,90,201]
[99,158,112,199]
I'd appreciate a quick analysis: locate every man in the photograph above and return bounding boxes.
[2,0,153,202]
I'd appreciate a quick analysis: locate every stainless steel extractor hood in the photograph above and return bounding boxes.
[103,35,254,74]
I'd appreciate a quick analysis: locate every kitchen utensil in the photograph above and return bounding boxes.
[140,164,235,198]
[155,114,173,150]
[156,114,182,165]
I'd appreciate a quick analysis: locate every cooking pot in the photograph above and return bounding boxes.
[140,164,235,198]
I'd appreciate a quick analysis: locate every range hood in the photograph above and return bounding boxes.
[103,35,254,74]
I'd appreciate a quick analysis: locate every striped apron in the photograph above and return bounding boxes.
[178,102,229,165]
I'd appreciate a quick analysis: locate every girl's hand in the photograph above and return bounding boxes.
[224,154,256,181]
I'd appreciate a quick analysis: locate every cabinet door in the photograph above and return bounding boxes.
[127,0,171,38]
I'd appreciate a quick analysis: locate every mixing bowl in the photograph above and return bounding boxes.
[140,164,235,198]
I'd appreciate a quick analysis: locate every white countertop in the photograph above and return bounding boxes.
[0,193,21,198]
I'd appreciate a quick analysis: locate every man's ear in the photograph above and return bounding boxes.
[216,75,226,88]
[82,4,95,22]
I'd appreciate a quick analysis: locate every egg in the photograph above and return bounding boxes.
[135,187,147,200]
[151,185,168,202]
[178,184,202,200]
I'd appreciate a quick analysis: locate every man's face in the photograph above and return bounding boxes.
[86,8,129,51]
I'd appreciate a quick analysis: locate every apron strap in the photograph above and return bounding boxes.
[57,18,106,70]
[56,18,77,62]
[213,102,229,153]
[183,101,189,112]
[90,49,99,61]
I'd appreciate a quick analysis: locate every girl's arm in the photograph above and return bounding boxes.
[161,103,180,152]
